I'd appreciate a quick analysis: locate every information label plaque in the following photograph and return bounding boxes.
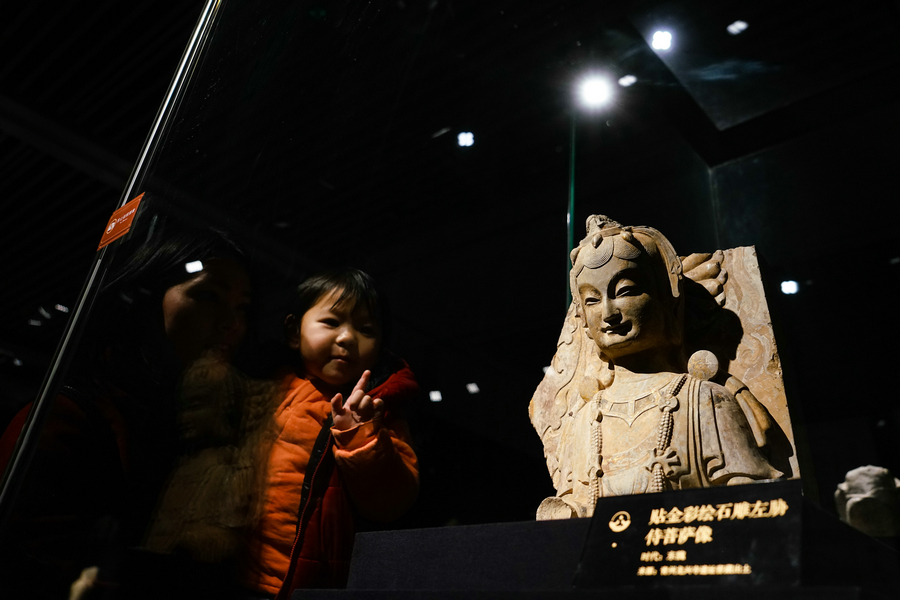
[98,193,143,250]
[574,480,803,587]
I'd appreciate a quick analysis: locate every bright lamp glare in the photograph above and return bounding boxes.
[185,260,204,274]
[651,30,672,50]
[781,280,799,295]
[457,132,474,147]
[579,77,613,108]
[618,75,637,87]
[55,304,69,313]
[727,20,748,35]
[466,383,480,394]
[429,390,443,402]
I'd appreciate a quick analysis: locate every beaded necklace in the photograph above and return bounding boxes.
[589,373,688,505]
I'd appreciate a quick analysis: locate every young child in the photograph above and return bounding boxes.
[240,269,419,599]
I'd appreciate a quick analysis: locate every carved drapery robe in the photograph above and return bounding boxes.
[550,375,781,517]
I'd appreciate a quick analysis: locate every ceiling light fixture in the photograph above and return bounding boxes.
[578,76,613,108]
[727,20,748,35]
[651,31,672,50]
[780,281,799,295]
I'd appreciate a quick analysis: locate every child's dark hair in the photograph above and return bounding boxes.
[290,269,399,388]
[290,269,391,344]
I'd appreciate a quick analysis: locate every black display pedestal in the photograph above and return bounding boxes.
[295,482,900,599]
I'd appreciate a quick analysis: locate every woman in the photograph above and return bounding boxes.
[0,218,252,598]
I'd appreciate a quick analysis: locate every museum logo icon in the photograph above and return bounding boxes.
[609,511,631,532]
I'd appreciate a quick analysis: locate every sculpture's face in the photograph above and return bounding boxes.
[576,253,670,361]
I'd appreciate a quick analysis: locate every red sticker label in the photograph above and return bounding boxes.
[98,193,143,250]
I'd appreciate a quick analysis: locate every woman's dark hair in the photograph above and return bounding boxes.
[75,214,250,399]
[288,268,399,387]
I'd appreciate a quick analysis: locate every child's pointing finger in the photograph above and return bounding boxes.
[352,370,371,395]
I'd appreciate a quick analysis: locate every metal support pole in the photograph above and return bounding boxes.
[566,111,576,311]
[0,0,222,536]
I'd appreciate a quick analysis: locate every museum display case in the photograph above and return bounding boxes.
[1,0,899,597]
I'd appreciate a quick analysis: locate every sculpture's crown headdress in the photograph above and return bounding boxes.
[569,215,682,304]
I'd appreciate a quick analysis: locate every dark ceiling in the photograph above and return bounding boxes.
[2,0,900,523]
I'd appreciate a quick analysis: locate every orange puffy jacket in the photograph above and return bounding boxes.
[241,364,419,598]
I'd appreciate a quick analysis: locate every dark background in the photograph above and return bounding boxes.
[1,0,899,528]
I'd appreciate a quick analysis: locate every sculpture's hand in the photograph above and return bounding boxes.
[681,250,727,306]
[331,370,384,431]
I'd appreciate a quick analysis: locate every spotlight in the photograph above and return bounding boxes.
[429,390,443,402]
[55,304,69,313]
[457,132,474,147]
[617,75,637,87]
[466,383,480,394]
[780,281,799,295]
[651,31,672,50]
[578,76,613,108]
[185,260,204,274]
[12,358,23,367]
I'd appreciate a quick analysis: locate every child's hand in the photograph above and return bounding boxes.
[330,370,384,431]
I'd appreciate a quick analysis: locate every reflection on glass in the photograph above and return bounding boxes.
[0,214,254,596]
[727,20,749,35]
[457,132,475,147]
[781,280,799,294]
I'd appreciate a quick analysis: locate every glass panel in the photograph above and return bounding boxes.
[2,0,899,596]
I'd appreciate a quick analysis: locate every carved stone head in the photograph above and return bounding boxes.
[569,215,685,368]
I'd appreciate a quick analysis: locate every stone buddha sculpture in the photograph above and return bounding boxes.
[530,215,784,520]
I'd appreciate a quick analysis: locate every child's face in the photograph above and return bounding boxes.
[295,290,380,391]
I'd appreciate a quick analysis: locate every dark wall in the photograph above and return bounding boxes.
[711,99,900,511]
[575,122,718,255]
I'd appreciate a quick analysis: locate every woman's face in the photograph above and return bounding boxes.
[576,254,670,362]
[161,258,252,366]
